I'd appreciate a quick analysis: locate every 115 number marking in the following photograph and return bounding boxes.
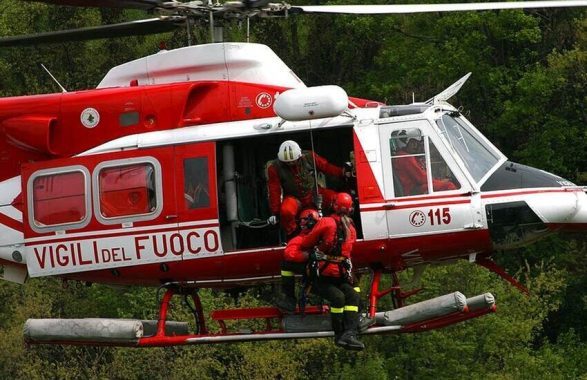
[427,208,451,225]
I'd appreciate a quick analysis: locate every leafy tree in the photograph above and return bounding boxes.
[0,1,584,378]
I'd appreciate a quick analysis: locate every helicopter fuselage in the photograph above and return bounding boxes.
[0,43,585,287]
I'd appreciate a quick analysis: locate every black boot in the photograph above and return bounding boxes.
[275,276,297,313]
[331,313,345,347]
[336,311,365,351]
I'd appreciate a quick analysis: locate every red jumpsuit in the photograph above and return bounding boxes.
[277,229,312,310]
[283,230,310,263]
[394,149,456,196]
[299,215,361,346]
[267,151,343,235]
[300,215,356,278]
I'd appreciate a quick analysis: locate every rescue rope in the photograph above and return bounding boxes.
[237,218,270,228]
[308,120,322,214]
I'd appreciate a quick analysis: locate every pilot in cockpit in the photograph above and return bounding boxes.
[393,130,456,196]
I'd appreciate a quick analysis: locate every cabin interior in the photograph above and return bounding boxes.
[216,126,361,251]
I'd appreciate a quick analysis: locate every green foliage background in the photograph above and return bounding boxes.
[0,0,585,378]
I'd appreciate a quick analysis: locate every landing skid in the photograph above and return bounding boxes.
[24,274,496,347]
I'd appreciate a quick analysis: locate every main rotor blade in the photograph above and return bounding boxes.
[25,0,166,10]
[293,1,587,15]
[0,17,183,47]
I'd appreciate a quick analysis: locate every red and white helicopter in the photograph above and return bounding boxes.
[0,0,586,347]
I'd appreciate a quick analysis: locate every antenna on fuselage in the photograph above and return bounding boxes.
[40,64,67,93]
[186,17,192,46]
[208,0,215,42]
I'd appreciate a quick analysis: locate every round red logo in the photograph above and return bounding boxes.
[409,210,426,227]
[255,92,273,109]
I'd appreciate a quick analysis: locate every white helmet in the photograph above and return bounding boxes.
[277,140,302,162]
[400,129,423,144]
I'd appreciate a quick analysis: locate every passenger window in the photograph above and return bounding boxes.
[183,157,210,209]
[390,128,428,197]
[98,163,156,218]
[31,169,88,228]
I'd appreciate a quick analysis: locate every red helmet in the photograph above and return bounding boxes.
[299,209,320,230]
[333,193,354,215]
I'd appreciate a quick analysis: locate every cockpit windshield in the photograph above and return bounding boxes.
[436,113,501,183]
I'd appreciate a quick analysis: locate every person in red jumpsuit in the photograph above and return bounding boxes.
[275,209,321,313]
[394,135,456,196]
[299,192,364,351]
[266,140,346,237]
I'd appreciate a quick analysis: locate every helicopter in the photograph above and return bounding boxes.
[0,0,586,347]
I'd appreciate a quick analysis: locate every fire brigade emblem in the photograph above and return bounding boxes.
[255,92,272,109]
[80,108,100,128]
[409,210,426,227]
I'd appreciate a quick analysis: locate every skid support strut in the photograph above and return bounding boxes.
[156,286,208,337]
[368,269,423,317]
[476,258,529,295]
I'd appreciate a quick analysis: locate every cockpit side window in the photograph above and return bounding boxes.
[429,141,461,193]
[390,128,460,197]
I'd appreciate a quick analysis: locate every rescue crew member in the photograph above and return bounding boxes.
[395,132,456,195]
[275,209,321,312]
[184,181,209,209]
[266,140,347,237]
[300,192,364,351]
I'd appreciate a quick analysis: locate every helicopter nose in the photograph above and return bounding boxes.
[563,189,587,231]
[531,188,587,233]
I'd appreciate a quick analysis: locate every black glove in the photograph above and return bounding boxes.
[342,258,353,284]
[307,258,320,281]
[310,248,326,262]
[342,258,352,272]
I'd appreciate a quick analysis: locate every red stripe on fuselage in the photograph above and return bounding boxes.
[25,223,220,246]
[362,199,470,212]
[387,192,471,202]
[353,131,384,203]
[64,229,492,287]
[0,212,23,232]
[361,188,582,212]
[481,188,580,198]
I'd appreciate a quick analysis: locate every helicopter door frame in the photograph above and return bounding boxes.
[173,142,218,223]
[377,119,478,239]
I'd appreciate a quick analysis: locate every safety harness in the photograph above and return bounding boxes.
[272,151,316,199]
[300,218,352,313]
